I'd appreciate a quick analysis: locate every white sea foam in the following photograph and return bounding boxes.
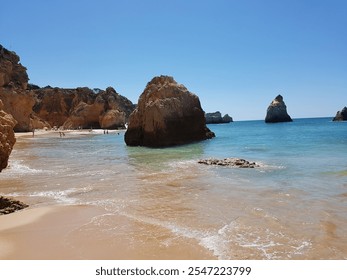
[118,210,312,260]
[5,186,94,204]
[167,159,198,169]
[4,160,49,175]
[229,225,312,259]
[116,211,236,259]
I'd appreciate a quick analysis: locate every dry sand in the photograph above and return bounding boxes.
[15,128,125,139]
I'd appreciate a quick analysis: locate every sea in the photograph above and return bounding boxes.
[1,117,347,259]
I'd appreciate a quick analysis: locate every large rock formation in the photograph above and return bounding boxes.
[0,99,17,172]
[0,88,36,131]
[33,86,135,129]
[124,75,215,147]
[333,107,347,121]
[205,111,233,124]
[265,94,292,123]
[0,45,36,131]
[0,45,135,131]
[0,44,28,89]
[63,86,134,129]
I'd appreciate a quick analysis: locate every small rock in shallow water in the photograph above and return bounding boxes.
[198,158,259,168]
[0,196,28,215]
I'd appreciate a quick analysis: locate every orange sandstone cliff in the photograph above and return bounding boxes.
[0,44,135,132]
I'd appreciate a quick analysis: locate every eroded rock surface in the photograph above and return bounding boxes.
[124,75,215,147]
[205,111,233,124]
[265,95,292,123]
[333,107,347,121]
[0,99,17,171]
[0,196,28,215]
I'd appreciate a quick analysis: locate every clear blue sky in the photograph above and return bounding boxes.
[1,0,346,120]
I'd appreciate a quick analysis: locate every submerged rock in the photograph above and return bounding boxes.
[0,196,28,215]
[265,95,292,123]
[333,107,347,121]
[205,111,233,124]
[198,158,259,168]
[125,75,215,147]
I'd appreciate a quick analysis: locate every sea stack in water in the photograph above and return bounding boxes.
[333,107,347,121]
[205,111,233,124]
[0,99,17,172]
[124,75,215,147]
[265,94,292,123]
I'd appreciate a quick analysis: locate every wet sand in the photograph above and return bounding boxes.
[0,204,214,260]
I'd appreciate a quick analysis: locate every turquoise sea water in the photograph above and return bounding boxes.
[1,117,347,259]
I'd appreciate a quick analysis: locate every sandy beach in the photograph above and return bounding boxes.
[1,121,346,260]
[0,204,214,260]
[0,205,106,259]
[15,128,125,139]
[1,127,213,259]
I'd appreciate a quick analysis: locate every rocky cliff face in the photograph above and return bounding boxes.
[205,111,233,124]
[0,45,36,132]
[124,75,215,147]
[0,99,17,172]
[0,87,36,132]
[265,95,292,123]
[33,86,135,129]
[333,107,347,121]
[0,45,135,131]
[0,45,28,90]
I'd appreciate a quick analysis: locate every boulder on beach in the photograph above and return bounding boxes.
[124,75,215,147]
[0,99,17,172]
[265,94,292,123]
[205,111,233,124]
[333,107,347,121]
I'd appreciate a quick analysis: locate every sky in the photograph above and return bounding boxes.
[1,0,346,120]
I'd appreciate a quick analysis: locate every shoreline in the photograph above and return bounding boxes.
[0,204,215,260]
[15,128,126,139]
[1,118,346,260]
[0,128,126,216]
